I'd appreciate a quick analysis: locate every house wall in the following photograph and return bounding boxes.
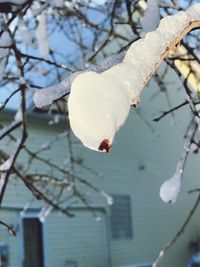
[0,63,200,267]
[70,64,200,267]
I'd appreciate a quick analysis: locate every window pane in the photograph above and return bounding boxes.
[23,218,44,267]
[110,195,133,240]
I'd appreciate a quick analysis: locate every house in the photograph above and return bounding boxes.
[0,58,200,267]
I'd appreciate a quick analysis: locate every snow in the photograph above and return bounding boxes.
[68,3,200,152]
[141,0,160,33]
[65,0,77,9]
[36,11,49,59]
[39,206,53,223]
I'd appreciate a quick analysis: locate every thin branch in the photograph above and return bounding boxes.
[20,52,76,73]
[153,100,195,122]
[0,120,22,141]
[0,88,21,112]
[153,190,200,267]
[0,220,16,236]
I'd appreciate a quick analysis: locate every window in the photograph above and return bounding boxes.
[110,195,133,240]
[22,217,44,267]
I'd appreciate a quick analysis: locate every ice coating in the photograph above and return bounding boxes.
[68,72,130,151]
[160,173,181,203]
[68,4,200,152]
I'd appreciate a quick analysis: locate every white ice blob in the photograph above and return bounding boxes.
[160,173,181,203]
[68,71,130,152]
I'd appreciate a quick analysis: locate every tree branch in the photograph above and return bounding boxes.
[153,190,200,267]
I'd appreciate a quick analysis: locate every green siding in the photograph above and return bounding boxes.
[46,209,109,267]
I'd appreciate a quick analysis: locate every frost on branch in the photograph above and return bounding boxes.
[33,52,126,109]
[68,4,200,152]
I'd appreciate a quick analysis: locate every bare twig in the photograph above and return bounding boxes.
[153,190,200,267]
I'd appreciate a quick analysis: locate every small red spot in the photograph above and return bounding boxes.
[98,139,112,153]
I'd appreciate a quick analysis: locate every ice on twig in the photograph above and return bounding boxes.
[160,172,181,203]
[33,74,77,109]
[0,156,14,172]
[68,4,200,152]
[32,4,200,152]
[36,11,49,59]
[33,52,126,109]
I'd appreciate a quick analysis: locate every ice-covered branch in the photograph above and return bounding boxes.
[67,4,200,152]
[33,51,126,109]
